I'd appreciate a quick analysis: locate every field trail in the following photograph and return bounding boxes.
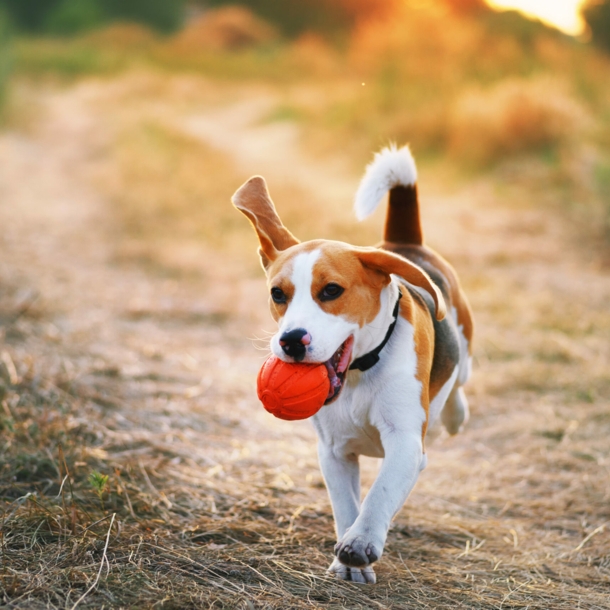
[183,94,354,204]
[1,78,609,607]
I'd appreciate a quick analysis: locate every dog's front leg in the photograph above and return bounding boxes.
[334,429,424,572]
[318,443,378,583]
[317,443,360,537]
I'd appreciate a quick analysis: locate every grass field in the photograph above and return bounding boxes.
[1,5,610,608]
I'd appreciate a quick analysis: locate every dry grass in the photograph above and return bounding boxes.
[169,6,278,53]
[447,76,590,167]
[1,205,610,610]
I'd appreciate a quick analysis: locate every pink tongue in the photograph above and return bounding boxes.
[336,336,354,374]
[323,336,355,401]
[324,361,341,389]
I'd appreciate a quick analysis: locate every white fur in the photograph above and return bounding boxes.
[441,385,469,436]
[453,305,472,386]
[313,309,427,576]
[354,144,418,221]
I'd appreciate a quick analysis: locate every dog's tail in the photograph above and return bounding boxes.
[354,144,423,245]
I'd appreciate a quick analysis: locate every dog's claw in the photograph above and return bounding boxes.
[366,546,379,562]
[327,557,376,584]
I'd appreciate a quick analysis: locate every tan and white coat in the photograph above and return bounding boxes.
[232,145,474,584]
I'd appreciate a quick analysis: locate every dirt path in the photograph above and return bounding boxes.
[182,95,355,204]
[0,83,321,502]
[1,78,609,609]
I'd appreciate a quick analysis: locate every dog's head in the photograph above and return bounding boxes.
[233,176,445,403]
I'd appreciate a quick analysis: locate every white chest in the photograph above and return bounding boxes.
[311,318,426,459]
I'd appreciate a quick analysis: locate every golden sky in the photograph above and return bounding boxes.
[486,0,587,35]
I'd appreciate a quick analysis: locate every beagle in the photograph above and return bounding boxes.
[232,145,473,584]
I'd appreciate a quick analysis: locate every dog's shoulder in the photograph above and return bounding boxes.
[381,242,473,345]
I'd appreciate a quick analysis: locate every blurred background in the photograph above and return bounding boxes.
[0,0,608,282]
[1,1,609,608]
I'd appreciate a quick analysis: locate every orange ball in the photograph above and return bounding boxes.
[257,356,330,421]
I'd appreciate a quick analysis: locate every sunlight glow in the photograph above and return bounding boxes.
[485,0,587,35]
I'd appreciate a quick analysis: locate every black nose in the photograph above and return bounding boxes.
[279,328,311,362]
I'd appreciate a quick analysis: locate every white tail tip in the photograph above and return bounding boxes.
[354,144,418,221]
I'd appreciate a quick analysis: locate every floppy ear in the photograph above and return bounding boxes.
[357,248,446,321]
[232,176,299,269]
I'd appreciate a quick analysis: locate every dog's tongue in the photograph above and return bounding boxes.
[336,336,354,373]
[324,361,341,390]
[323,336,355,401]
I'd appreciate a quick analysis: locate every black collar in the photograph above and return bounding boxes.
[349,291,402,372]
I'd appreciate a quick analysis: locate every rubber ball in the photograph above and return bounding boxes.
[257,356,330,420]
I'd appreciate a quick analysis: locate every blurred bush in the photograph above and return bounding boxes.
[447,77,589,166]
[481,8,566,46]
[170,6,277,53]
[78,23,157,49]
[595,158,610,241]
[443,0,487,15]
[300,3,610,173]
[0,8,10,108]
[201,0,397,37]
[0,0,185,35]
[583,0,610,52]
[101,0,185,34]
[5,0,610,179]
[0,0,58,32]
[44,0,105,36]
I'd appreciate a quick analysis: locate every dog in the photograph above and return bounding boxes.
[232,145,473,584]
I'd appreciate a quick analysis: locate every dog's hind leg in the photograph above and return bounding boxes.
[441,384,469,435]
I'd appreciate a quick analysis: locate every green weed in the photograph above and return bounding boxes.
[88,470,109,510]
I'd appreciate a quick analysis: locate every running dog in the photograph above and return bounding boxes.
[232,145,473,584]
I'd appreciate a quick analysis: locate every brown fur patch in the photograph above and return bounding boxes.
[356,247,446,321]
[232,176,299,267]
[310,243,383,327]
[398,287,434,443]
[385,185,424,245]
[382,242,474,352]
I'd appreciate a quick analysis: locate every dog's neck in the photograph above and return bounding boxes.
[350,291,402,372]
[351,279,401,363]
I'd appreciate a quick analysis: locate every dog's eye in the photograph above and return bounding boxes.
[271,287,287,304]
[320,283,344,301]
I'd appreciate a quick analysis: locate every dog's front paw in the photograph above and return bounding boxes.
[334,531,382,568]
[327,557,376,584]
